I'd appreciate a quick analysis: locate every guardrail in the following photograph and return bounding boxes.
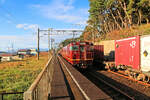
[24,56,54,100]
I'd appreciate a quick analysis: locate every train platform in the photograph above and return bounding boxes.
[58,55,112,100]
[50,57,74,100]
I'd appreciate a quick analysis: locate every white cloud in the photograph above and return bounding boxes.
[30,0,89,24]
[0,35,48,51]
[16,24,26,28]
[16,24,38,31]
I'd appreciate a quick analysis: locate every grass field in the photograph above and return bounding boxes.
[0,52,49,100]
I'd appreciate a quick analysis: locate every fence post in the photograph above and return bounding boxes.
[0,94,2,100]
[0,94,3,100]
[24,91,32,100]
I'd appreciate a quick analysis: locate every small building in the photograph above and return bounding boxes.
[12,54,24,60]
[17,49,31,55]
[0,54,13,62]
[30,49,37,55]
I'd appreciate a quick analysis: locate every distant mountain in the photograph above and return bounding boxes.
[0,51,7,54]
[40,48,48,51]
[17,48,48,52]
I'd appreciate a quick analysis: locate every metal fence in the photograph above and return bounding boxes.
[24,56,54,100]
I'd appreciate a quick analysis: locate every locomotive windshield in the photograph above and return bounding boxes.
[88,46,93,51]
[80,45,93,52]
[70,45,79,51]
[80,46,84,52]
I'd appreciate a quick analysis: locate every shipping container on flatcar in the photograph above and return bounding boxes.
[140,35,150,73]
[115,35,150,82]
[94,45,104,63]
[115,36,140,71]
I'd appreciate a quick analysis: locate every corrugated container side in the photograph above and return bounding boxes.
[94,45,104,62]
[140,35,150,72]
[115,36,140,70]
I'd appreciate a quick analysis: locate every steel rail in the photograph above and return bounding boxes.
[58,55,90,100]
[89,72,135,100]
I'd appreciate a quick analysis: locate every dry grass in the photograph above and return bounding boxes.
[0,52,49,99]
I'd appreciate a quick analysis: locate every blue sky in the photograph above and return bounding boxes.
[0,0,89,51]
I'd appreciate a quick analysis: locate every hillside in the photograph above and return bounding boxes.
[97,24,150,41]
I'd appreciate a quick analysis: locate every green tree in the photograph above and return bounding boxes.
[83,0,150,41]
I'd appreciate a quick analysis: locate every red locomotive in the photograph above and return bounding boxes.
[59,41,94,68]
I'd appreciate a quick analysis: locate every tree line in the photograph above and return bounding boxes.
[83,0,150,41]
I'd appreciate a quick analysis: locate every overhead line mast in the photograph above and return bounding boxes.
[37,28,83,60]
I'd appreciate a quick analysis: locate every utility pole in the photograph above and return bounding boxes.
[48,28,50,59]
[73,31,75,42]
[37,28,40,60]
[51,38,54,49]
[11,42,14,53]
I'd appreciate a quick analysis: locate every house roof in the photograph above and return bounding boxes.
[18,49,31,52]
[0,54,14,57]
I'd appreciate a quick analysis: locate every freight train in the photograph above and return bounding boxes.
[106,35,150,82]
[59,41,94,68]
[59,35,150,83]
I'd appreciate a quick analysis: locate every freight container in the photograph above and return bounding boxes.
[140,35,150,72]
[115,35,150,73]
[94,45,104,63]
[115,36,140,70]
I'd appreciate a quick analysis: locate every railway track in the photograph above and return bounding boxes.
[57,55,150,99]
[105,62,150,87]
[86,71,134,100]
[108,70,150,87]
[58,55,113,100]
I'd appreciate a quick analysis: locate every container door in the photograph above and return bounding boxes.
[129,41,135,67]
[140,35,150,72]
[115,36,140,70]
[129,38,140,70]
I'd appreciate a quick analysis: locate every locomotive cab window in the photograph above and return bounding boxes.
[70,45,79,51]
[88,46,93,51]
[80,46,85,52]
